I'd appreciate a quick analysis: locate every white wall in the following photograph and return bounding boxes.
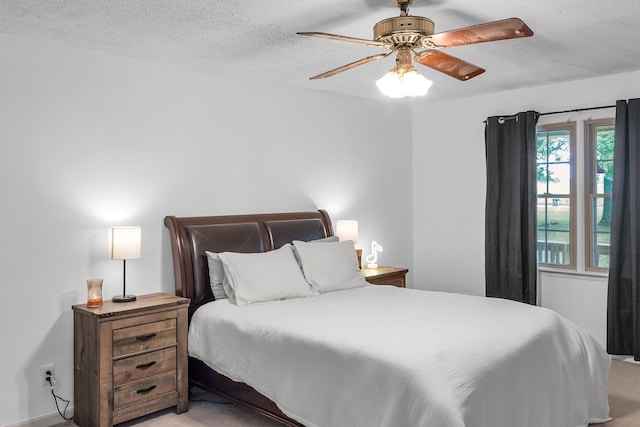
[0,34,414,425]
[5,26,640,425]
[412,70,640,347]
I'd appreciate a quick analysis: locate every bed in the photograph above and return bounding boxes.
[164,209,611,427]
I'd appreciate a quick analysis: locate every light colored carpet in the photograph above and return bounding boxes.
[601,359,640,426]
[117,390,283,427]
[54,359,640,426]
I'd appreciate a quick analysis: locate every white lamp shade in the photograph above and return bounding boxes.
[108,227,141,260]
[335,220,358,243]
[376,69,432,99]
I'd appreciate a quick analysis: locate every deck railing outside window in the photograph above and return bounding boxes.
[537,241,609,267]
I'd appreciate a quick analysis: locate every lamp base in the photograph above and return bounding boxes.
[112,294,137,303]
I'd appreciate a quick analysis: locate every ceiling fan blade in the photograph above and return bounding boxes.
[428,18,533,48]
[416,51,485,81]
[309,52,392,80]
[297,32,388,48]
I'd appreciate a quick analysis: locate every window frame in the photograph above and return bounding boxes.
[584,118,615,273]
[536,122,577,270]
[536,108,616,275]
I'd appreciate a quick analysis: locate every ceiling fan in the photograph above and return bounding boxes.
[297,0,533,96]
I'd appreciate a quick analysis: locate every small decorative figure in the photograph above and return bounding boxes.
[365,241,383,268]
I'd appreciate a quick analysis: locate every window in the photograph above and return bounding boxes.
[536,112,615,272]
[586,120,614,271]
[536,123,576,268]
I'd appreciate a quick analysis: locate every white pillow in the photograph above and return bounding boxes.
[205,251,232,301]
[291,235,339,268]
[311,235,339,243]
[218,244,314,306]
[292,240,368,293]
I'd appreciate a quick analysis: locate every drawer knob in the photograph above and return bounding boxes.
[136,333,157,342]
[136,361,157,370]
[136,385,157,395]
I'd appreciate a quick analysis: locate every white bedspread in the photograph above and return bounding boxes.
[189,286,611,427]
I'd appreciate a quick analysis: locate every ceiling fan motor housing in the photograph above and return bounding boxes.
[374,16,435,46]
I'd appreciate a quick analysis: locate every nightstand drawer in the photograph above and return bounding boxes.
[361,266,408,288]
[113,347,176,386]
[113,318,176,357]
[369,276,405,287]
[114,371,177,409]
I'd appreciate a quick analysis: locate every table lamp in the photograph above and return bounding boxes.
[108,226,141,303]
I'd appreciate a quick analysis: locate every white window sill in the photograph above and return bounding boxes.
[538,266,609,280]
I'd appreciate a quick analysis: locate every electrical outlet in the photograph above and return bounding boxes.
[40,363,55,386]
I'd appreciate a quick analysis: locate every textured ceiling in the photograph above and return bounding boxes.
[1,0,640,102]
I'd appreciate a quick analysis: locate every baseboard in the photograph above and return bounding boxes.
[611,355,640,364]
[5,408,74,427]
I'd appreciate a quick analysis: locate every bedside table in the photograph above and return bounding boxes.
[361,266,408,288]
[73,293,190,427]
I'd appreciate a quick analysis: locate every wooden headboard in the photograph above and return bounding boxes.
[164,210,333,319]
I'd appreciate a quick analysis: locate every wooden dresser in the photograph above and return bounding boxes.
[73,293,190,427]
[361,266,408,288]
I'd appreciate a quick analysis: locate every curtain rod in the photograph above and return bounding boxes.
[487,104,616,124]
[539,104,615,116]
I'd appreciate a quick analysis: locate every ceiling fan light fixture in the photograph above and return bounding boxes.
[376,67,432,99]
[299,1,533,95]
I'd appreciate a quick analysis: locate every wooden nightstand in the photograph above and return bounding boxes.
[73,293,190,427]
[361,266,408,288]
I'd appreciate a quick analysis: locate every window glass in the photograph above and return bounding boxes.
[537,197,571,265]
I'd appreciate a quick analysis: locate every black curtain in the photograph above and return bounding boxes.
[485,111,539,305]
[607,98,640,359]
